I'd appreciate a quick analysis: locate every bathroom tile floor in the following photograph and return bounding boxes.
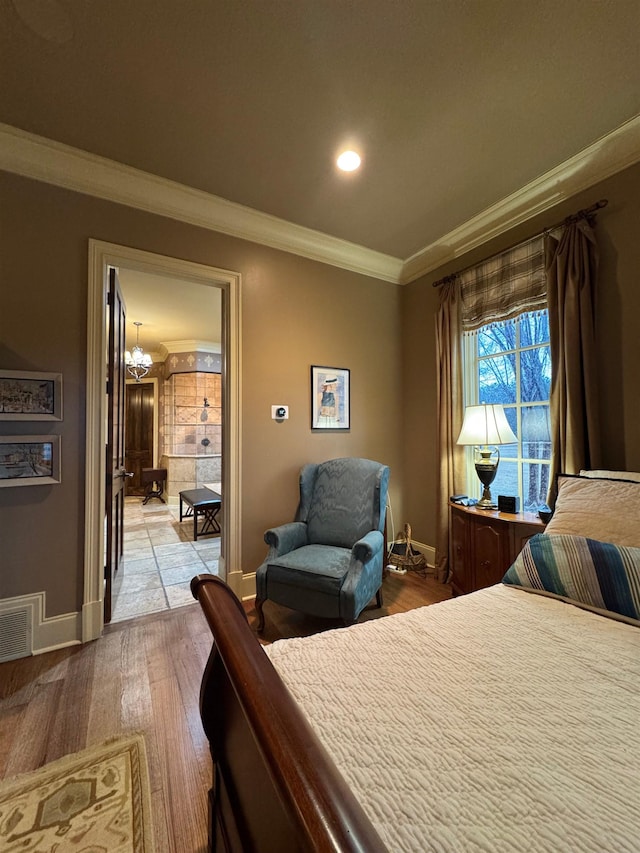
[111,497,220,623]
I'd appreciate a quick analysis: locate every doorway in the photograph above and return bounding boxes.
[112,274,222,623]
[83,241,242,643]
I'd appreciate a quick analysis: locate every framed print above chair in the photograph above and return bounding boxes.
[311,365,350,430]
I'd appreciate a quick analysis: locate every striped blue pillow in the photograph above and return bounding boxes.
[503,533,640,623]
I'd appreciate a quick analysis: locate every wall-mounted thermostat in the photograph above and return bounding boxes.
[271,405,289,420]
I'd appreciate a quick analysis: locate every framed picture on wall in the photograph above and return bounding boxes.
[0,435,61,487]
[0,370,63,421]
[311,365,350,430]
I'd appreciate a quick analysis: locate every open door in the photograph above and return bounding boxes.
[105,267,130,623]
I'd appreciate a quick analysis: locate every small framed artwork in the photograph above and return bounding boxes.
[0,435,61,487]
[0,370,63,421]
[311,365,350,430]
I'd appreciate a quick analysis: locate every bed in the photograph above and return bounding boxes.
[191,472,640,852]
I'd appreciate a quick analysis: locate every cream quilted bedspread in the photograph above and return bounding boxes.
[266,585,640,852]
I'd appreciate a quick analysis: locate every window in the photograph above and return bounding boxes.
[463,310,551,511]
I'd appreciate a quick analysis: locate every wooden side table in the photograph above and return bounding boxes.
[141,467,167,505]
[449,501,545,596]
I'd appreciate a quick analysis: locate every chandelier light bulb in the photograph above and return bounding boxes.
[126,322,152,382]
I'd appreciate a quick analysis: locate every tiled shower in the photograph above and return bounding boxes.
[160,371,222,498]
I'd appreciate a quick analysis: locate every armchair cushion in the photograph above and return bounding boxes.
[267,545,352,597]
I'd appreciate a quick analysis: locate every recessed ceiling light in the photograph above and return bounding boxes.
[336,150,361,172]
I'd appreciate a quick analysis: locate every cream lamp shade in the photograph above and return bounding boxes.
[457,404,517,509]
[456,404,517,447]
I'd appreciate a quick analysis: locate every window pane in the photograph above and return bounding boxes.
[500,406,518,458]
[522,462,551,511]
[520,346,551,402]
[522,405,551,459]
[520,311,549,347]
[478,354,516,404]
[484,459,518,503]
[477,322,516,357]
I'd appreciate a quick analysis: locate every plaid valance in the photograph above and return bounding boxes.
[460,235,547,332]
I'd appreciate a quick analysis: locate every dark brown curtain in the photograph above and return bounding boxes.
[435,280,465,582]
[545,219,602,504]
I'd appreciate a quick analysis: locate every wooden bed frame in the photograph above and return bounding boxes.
[191,573,387,853]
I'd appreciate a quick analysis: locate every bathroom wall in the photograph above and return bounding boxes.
[163,372,222,457]
[160,371,222,498]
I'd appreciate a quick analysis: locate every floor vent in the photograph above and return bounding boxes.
[0,607,32,662]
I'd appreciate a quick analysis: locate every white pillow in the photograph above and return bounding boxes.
[580,469,640,483]
[545,474,640,548]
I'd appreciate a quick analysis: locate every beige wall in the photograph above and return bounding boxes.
[2,160,638,620]
[402,161,640,550]
[0,171,403,616]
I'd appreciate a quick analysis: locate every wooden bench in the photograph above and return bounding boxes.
[179,487,222,540]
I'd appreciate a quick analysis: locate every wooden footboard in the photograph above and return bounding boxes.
[191,574,387,853]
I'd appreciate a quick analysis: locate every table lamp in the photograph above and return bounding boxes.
[457,404,518,509]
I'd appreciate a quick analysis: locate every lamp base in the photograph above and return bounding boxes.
[476,496,497,510]
[475,458,498,510]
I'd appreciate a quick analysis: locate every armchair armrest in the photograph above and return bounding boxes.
[264,522,308,557]
[351,530,383,564]
[341,530,385,621]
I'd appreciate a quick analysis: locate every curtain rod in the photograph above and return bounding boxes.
[431,199,608,287]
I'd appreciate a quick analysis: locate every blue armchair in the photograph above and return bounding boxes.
[255,457,390,631]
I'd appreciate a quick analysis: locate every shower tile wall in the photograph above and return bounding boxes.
[160,371,222,498]
[164,372,222,456]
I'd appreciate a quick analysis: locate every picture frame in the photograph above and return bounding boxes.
[0,370,63,421]
[0,435,61,487]
[311,365,350,430]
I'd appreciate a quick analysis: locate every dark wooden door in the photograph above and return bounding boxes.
[105,267,129,623]
[125,383,154,495]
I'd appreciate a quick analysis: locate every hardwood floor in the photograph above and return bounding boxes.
[245,568,452,644]
[0,569,451,852]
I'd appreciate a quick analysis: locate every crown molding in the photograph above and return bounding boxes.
[1,117,638,287]
[400,114,640,284]
[159,340,222,355]
[0,122,402,284]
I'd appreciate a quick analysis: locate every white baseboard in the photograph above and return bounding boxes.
[82,599,104,644]
[225,569,246,599]
[241,572,257,600]
[389,538,436,569]
[0,593,81,661]
[409,540,436,568]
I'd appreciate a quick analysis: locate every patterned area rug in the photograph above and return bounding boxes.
[0,733,154,852]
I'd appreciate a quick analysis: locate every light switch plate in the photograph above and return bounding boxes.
[271,405,289,420]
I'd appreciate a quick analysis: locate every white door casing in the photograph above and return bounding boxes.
[83,240,242,642]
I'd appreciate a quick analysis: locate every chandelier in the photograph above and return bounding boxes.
[125,321,153,382]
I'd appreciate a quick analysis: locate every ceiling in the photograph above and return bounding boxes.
[1,1,639,280]
[117,269,221,354]
[0,0,640,342]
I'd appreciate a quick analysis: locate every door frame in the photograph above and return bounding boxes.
[83,240,243,642]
